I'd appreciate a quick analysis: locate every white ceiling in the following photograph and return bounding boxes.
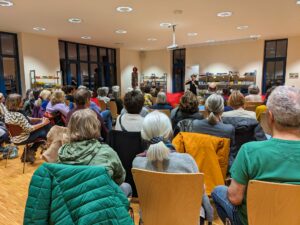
[0,0,300,50]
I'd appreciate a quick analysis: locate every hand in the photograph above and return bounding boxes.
[42,117,50,124]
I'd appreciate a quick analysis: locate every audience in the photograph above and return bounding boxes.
[191,94,236,165]
[57,109,131,196]
[115,90,145,132]
[256,86,276,121]
[171,91,204,128]
[143,86,153,107]
[23,89,35,116]
[97,87,110,104]
[5,94,50,163]
[133,111,213,224]
[32,89,51,118]
[62,85,75,110]
[223,90,256,119]
[245,84,262,102]
[0,92,7,119]
[212,86,300,225]
[151,92,173,111]
[110,85,123,114]
[46,90,69,118]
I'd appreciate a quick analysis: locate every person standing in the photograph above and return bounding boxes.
[185,75,199,95]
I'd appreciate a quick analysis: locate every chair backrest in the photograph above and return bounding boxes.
[259,112,271,135]
[5,123,23,137]
[99,100,107,111]
[247,180,300,225]
[107,130,147,197]
[199,110,208,118]
[132,168,204,225]
[152,97,157,105]
[149,109,171,117]
[109,101,118,119]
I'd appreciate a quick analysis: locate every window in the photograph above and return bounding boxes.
[262,39,288,93]
[0,32,21,95]
[172,49,186,92]
[59,41,117,89]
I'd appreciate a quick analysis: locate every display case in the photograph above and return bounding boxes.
[30,70,61,89]
[140,73,167,92]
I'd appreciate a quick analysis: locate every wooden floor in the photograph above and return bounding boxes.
[0,147,222,225]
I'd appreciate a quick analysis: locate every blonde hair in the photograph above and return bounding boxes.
[50,90,65,105]
[68,109,100,142]
[36,89,52,106]
[6,94,22,111]
[228,90,245,109]
[205,94,224,125]
[141,111,173,161]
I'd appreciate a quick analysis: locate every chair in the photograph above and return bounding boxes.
[152,97,157,105]
[109,101,118,120]
[99,99,107,111]
[5,124,46,173]
[247,180,300,225]
[107,130,147,197]
[259,112,271,135]
[149,109,171,117]
[132,168,204,225]
[199,110,208,118]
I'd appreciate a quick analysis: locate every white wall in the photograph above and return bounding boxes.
[18,33,60,95]
[286,36,300,87]
[118,48,141,96]
[186,40,265,90]
[141,50,172,92]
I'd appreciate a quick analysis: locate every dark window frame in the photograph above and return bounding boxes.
[172,48,186,93]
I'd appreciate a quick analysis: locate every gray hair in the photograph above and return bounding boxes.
[141,111,173,162]
[205,94,224,125]
[78,85,88,90]
[97,87,108,97]
[248,84,260,95]
[267,86,300,128]
[157,92,167,104]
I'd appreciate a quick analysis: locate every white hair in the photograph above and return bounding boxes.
[126,87,133,93]
[205,94,224,125]
[112,86,120,93]
[267,86,300,128]
[157,92,167,104]
[141,111,173,161]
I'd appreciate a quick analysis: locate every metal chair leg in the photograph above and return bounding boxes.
[4,148,12,168]
[23,145,28,174]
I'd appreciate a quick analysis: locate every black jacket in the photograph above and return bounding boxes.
[170,107,204,129]
[222,116,266,166]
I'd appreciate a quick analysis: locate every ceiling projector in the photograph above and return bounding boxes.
[167,24,178,50]
[167,44,178,50]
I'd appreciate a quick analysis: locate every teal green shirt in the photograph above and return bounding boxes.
[230,138,300,225]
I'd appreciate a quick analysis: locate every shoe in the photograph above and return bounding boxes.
[2,146,18,159]
[20,147,36,164]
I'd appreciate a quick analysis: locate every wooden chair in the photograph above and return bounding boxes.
[148,109,171,118]
[244,102,264,112]
[259,112,271,135]
[132,168,204,225]
[99,100,107,111]
[199,110,208,118]
[247,180,300,225]
[109,101,118,120]
[5,124,46,173]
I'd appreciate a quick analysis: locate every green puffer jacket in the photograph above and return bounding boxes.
[24,163,134,225]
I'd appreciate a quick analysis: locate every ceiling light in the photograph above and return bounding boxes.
[187,32,198,37]
[0,0,13,7]
[81,36,91,40]
[147,38,157,41]
[297,0,300,4]
[250,34,261,39]
[33,27,46,31]
[206,40,216,43]
[174,9,183,15]
[116,6,133,12]
[237,25,249,30]
[68,18,82,23]
[217,11,233,17]
[140,48,145,50]
[115,29,127,34]
[160,23,172,28]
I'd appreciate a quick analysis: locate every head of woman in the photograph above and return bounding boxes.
[156,92,167,104]
[112,86,120,99]
[141,111,173,162]
[248,84,260,95]
[179,91,199,114]
[0,92,5,104]
[6,94,22,111]
[228,90,245,109]
[68,108,100,142]
[205,94,224,125]
[50,90,65,105]
[97,87,107,97]
[124,90,144,114]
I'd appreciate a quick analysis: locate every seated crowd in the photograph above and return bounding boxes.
[0,83,299,225]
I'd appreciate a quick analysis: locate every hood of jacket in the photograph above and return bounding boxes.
[58,139,101,165]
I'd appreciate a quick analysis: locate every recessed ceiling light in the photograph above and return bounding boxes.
[174,9,183,15]
[206,40,216,43]
[140,48,145,50]
[0,0,13,7]
[160,23,172,28]
[116,6,133,12]
[115,29,127,34]
[81,36,91,40]
[217,11,233,17]
[250,34,261,39]
[237,25,249,30]
[33,27,46,31]
[187,32,198,37]
[297,0,300,5]
[147,38,157,41]
[68,18,82,23]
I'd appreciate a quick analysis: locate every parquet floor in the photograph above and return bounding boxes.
[0,147,222,225]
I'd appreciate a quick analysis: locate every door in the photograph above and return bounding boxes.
[172,49,186,93]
